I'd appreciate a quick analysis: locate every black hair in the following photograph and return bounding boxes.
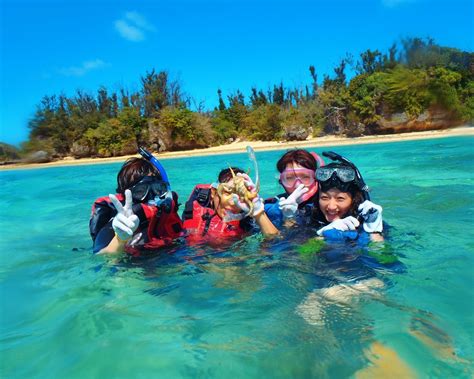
[218,167,246,183]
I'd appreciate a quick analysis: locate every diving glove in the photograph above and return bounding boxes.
[316,216,360,236]
[358,200,383,233]
[110,189,140,241]
[278,184,309,219]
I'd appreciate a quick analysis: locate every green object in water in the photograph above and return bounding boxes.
[367,242,399,264]
[297,238,325,255]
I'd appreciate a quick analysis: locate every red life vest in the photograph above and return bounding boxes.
[182,184,247,243]
[90,192,183,256]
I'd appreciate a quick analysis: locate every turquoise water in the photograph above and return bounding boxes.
[1,136,473,378]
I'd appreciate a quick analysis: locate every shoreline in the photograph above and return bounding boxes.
[2,126,472,171]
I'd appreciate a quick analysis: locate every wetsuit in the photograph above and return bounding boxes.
[264,193,318,228]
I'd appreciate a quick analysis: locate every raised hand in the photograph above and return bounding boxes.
[278,184,309,219]
[236,172,258,192]
[232,194,264,218]
[109,189,140,241]
[358,200,383,233]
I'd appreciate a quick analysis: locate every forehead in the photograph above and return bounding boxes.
[320,188,352,197]
[285,162,310,170]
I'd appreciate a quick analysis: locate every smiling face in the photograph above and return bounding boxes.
[319,188,353,222]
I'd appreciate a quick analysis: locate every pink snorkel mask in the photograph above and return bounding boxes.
[279,152,325,203]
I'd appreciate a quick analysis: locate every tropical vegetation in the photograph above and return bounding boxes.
[2,38,472,162]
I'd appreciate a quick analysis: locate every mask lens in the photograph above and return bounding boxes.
[130,176,167,202]
[316,167,356,182]
[131,183,149,201]
[297,172,314,186]
[280,172,297,187]
[150,181,167,197]
[281,169,315,188]
[335,168,355,182]
[316,168,333,181]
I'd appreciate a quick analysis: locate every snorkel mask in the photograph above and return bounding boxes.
[130,176,168,203]
[279,152,324,203]
[319,151,370,201]
[138,147,173,213]
[280,167,318,203]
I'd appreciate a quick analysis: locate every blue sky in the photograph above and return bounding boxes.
[1,0,472,146]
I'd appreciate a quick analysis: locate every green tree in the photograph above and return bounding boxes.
[241,104,282,140]
[118,107,147,146]
[83,118,136,157]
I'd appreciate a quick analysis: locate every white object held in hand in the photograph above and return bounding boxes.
[278,184,309,219]
[316,216,360,236]
[109,189,140,241]
[358,200,383,233]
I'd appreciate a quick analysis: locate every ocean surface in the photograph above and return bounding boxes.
[0,136,473,378]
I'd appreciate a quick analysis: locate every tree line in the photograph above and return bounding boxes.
[2,37,473,162]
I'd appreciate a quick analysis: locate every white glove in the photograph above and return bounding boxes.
[109,189,140,241]
[316,216,360,236]
[278,184,309,219]
[358,200,383,233]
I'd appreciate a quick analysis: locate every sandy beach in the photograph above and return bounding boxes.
[2,126,472,171]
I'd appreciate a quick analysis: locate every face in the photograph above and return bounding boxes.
[319,188,353,222]
[212,181,242,218]
[280,162,316,194]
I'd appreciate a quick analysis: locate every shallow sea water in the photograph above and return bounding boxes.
[0,136,473,378]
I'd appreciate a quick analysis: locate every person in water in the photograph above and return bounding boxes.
[311,157,384,242]
[264,148,325,227]
[182,167,279,243]
[89,155,183,255]
[266,149,383,241]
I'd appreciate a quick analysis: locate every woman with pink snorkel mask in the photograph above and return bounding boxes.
[264,149,325,227]
[265,149,384,241]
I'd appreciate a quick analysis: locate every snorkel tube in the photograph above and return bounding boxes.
[321,151,370,201]
[138,146,173,213]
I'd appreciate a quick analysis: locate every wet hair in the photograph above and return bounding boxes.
[218,167,246,183]
[116,157,161,193]
[276,149,317,173]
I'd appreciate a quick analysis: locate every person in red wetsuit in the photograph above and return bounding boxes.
[90,156,183,255]
[182,167,278,244]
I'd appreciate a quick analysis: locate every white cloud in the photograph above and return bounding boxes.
[115,20,145,41]
[59,59,107,77]
[115,11,155,42]
[125,11,156,32]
